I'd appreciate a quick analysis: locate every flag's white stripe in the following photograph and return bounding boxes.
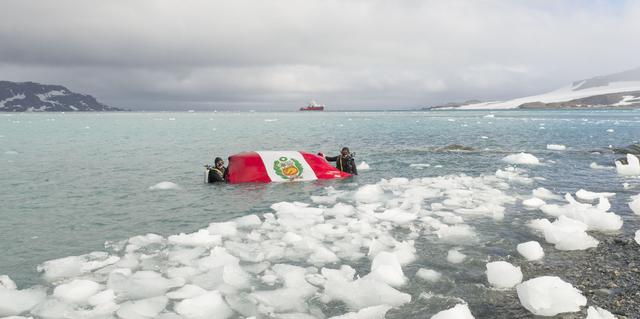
[256,151,318,182]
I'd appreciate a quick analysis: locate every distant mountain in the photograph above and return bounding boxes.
[422,100,482,110]
[439,67,640,110]
[0,81,122,112]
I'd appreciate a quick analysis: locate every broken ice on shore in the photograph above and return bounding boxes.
[1,167,618,318]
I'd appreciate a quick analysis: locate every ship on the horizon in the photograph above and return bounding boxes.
[299,100,325,111]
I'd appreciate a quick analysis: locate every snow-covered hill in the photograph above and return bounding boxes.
[0,81,122,112]
[457,67,640,109]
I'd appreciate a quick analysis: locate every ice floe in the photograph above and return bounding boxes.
[529,216,599,250]
[522,197,545,208]
[630,194,640,215]
[0,286,46,317]
[590,162,613,170]
[575,189,615,201]
[446,249,466,264]
[501,153,540,165]
[546,144,566,151]
[416,268,442,282]
[516,241,544,261]
[149,182,181,190]
[532,187,562,200]
[615,154,640,176]
[516,276,586,316]
[635,230,640,245]
[357,161,370,170]
[586,306,616,319]
[431,303,475,319]
[485,261,522,289]
[538,194,623,232]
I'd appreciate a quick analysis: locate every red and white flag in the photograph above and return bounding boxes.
[226,151,352,183]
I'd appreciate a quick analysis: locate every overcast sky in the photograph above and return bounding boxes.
[1,0,639,110]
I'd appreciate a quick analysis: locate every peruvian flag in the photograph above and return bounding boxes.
[226,151,352,183]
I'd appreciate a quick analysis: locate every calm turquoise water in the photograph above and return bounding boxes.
[1,110,639,316]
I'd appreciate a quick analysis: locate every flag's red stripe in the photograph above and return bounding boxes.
[227,152,271,183]
[300,151,352,180]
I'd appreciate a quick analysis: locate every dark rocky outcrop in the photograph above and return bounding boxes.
[0,81,122,112]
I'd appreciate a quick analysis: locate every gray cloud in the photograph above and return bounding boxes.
[1,0,639,110]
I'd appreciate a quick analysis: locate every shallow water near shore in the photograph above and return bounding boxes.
[1,110,640,318]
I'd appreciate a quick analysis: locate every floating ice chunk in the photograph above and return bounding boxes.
[586,306,616,319]
[575,189,615,201]
[410,163,431,168]
[486,261,522,288]
[225,241,265,263]
[484,114,495,118]
[166,285,207,299]
[502,153,540,165]
[175,291,233,319]
[30,299,75,319]
[354,185,384,203]
[446,250,466,264]
[322,276,411,310]
[252,264,317,313]
[329,305,392,319]
[88,289,115,306]
[117,296,168,319]
[435,224,477,243]
[615,154,640,176]
[148,182,180,190]
[516,241,544,261]
[357,161,370,170]
[128,233,164,248]
[629,194,640,215]
[233,214,262,228]
[635,230,640,245]
[367,252,406,287]
[539,195,622,232]
[532,187,562,200]
[416,268,442,282]
[207,221,238,237]
[53,279,101,303]
[546,144,566,151]
[307,246,339,265]
[522,197,546,208]
[0,287,46,317]
[529,216,599,250]
[431,303,475,319]
[516,276,586,316]
[495,167,533,184]
[374,208,417,225]
[606,129,614,133]
[590,162,613,170]
[196,247,240,270]
[0,275,17,289]
[169,229,222,247]
[108,270,184,300]
[37,256,83,282]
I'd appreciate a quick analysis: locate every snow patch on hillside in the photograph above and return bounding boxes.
[459,81,640,110]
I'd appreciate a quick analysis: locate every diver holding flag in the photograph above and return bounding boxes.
[321,147,358,175]
[205,157,228,183]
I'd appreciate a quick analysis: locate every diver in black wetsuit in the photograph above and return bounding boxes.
[208,157,228,183]
[324,147,358,175]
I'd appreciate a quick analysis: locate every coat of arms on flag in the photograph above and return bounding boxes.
[273,156,304,180]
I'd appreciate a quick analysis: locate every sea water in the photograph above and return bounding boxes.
[0,110,639,318]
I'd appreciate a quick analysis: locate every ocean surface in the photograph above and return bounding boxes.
[1,110,639,318]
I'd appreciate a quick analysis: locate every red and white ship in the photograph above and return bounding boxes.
[299,100,325,111]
